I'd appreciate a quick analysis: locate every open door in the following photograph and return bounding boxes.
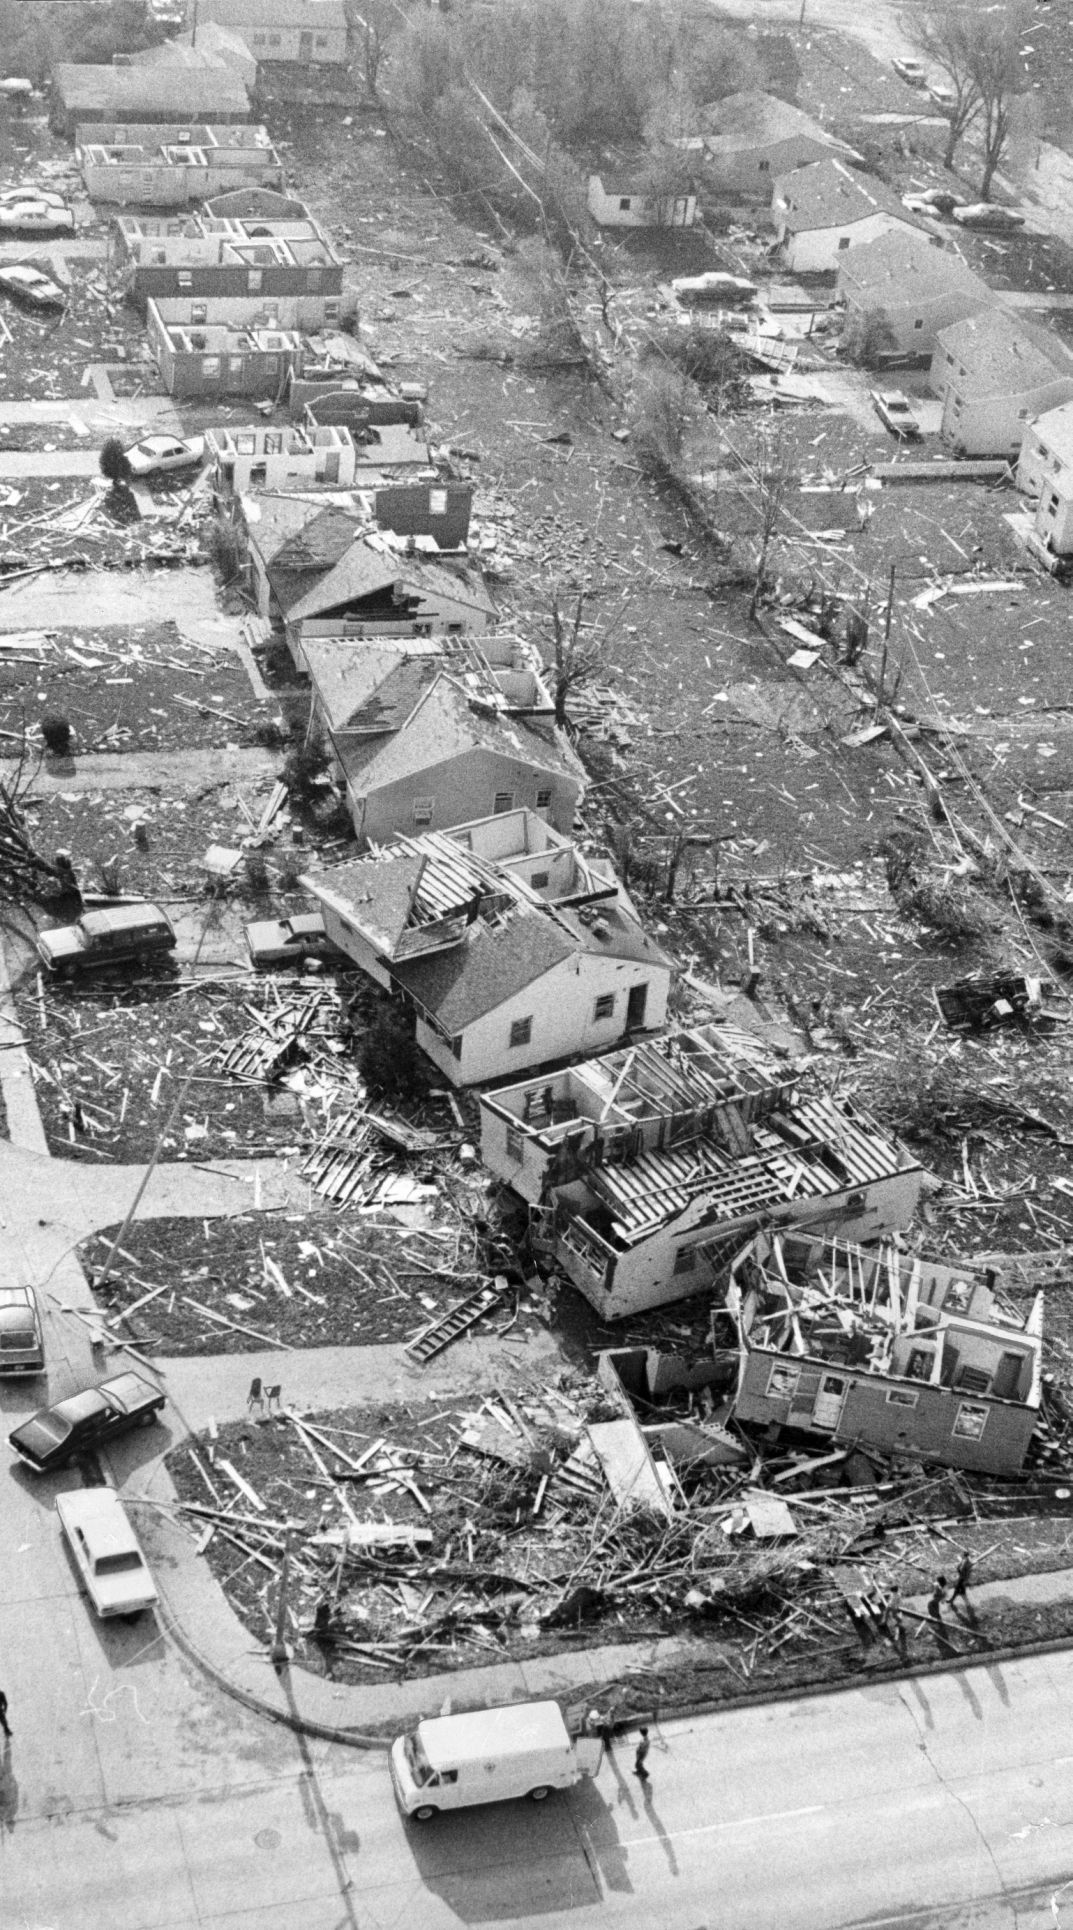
[575,1737,604,1779]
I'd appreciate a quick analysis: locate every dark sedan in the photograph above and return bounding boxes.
[9,1370,165,1472]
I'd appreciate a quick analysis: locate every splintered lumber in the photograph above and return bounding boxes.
[586,1419,674,1520]
[181,1296,288,1349]
[743,1490,798,1539]
[217,1458,267,1513]
[314,1522,434,1554]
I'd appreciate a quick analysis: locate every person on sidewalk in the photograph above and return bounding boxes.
[633,1728,651,1782]
[0,1690,9,1739]
[950,1551,976,1621]
[926,1576,947,1629]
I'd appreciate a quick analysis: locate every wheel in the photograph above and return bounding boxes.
[138,1410,158,1427]
[412,1804,438,1822]
[528,1786,551,1803]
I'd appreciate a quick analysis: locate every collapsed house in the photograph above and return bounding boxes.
[480,1024,924,1318]
[725,1230,1043,1476]
[146,305,302,398]
[113,209,344,329]
[303,808,669,1083]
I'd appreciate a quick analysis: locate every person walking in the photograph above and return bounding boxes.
[950,1551,974,1615]
[633,1727,651,1782]
[926,1575,947,1629]
[886,1585,909,1660]
[0,1690,10,1739]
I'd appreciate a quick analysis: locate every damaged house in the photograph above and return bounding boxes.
[146,305,302,398]
[725,1229,1043,1477]
[240,499,492,653]
[304,816,671,1085]
[699,92,862,200]
[117,224,344,329]
[76,124,282,206]
[301,638,584,844]
[479,1025,923,1319]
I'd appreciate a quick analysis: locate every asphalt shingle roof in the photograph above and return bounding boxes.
[776,157,927,235]
[936,309,1073,397]
[340,675,585,794]
[703,91,856,157]
[838,227,989,304]
[303,641,440,734]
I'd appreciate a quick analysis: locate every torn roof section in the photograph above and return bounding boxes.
[336,674,585,794]
[304,633,552,734]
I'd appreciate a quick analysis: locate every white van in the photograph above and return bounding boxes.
[390,1700,603,1820]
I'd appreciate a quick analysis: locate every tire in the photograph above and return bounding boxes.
[528,1786,551,1803]
[138,1411,158,1427]
[412,1804,438,1822]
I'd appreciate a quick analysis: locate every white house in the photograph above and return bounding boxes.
[931,310,1073,459]
[479,1025,923,1320]
[305,825,673,1087]
[1017,399,1073,559]
[198,0,349,65]
[207,421,356,491]
[837,227,992,359]
[700,92,861,200]
[587,172,697,229]
[772,156,934,274]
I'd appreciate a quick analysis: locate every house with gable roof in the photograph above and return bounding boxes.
[302,819,672,1085]
[772,156,935,273]
[931,310,1073,457]
[836,227,991,358]
[700,92,861,199]
[309,650,585,845]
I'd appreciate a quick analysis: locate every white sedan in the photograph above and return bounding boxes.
[56,1487,159,1621]
[670,270,757,306]
[123,433,205,477]
[0,199,74,234]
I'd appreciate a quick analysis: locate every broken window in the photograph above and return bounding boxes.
[593,993,615,1022]
[430,488,448,515]
[767,1363,800,1399]
[191,303,207,325]
[201,355,220,375]
[505,1126,523,1161]
[450,1035,462,1059]
[886,1388,919,1408]
[177,268,192,287]
[493,791,514,814]
[509,1017,533,1048]
[412,797,434,825]
[672,1247,696,1275]
[955,1366,991,1395]
[952,1401,988,1441]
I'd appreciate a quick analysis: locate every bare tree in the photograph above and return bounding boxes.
[544,591,608,727]
[905,0,1030,193]
[970,2,1032,200]
[749,427,791,621]
[905,1,980,170]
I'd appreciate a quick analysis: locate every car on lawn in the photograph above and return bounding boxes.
[892,57,928,86]
[927,81,955,108]
[0,1286,44,1376]
[669,270,757,306]
[9,1370,166,1473]
[952,203,1026,230]
[0,263,65,311]
[55,1487,159,1620]
[123,433,205,479]
[870,388,923,439]
[243,910,342,969]
[37,902,177,976]
[0,198,74,235]
[902,188,963,216]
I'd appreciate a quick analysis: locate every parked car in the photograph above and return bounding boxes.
[243,911,341,969]
[670,270,757,306]
[0,263,66,311]
[952,203,1026,230]
[9,1370,166,1473]
[892,57,927,86]
[37,903,176,976]
[56,1487,159,1620]
[902,188,963,216]
[123,433,204,478]
[0,186,68,209]
[0,199,74,235]
[0,1286,44,1376]
[927,81,955,108]
[0,79,33,99]
[870,389,923,439]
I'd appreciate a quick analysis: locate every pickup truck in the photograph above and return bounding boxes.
[56,1487,158,1620]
